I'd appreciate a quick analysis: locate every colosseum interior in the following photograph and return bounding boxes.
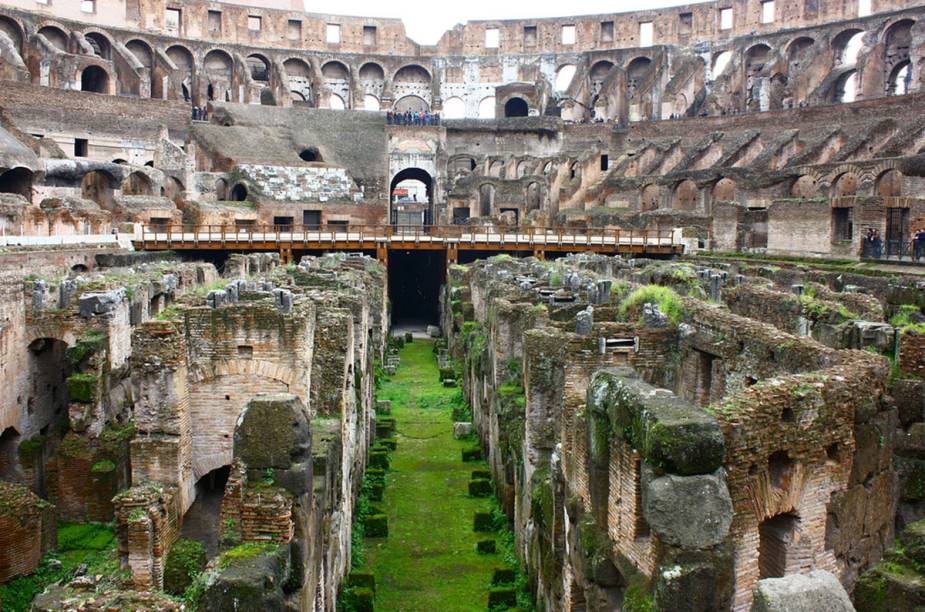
[1,0,925,610]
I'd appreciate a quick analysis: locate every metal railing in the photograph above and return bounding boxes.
[137,224,679,249]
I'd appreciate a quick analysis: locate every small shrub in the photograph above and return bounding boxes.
[365,513,388,538]
[468,478,492,497]
[477,539,497,554]
[619,285,685,325]
[90,459,116,474]
[474,511,494,532]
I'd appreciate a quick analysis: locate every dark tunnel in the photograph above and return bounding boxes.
[388,250,444,327]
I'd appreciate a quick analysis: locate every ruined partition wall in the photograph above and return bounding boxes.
[445,255,895,611]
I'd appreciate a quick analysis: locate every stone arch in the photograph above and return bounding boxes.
[745,44,773,74]
[203,49,234,101]
[38,25,68,52]
[321,60,349,80]
[126,39,153,67]
[0,16,24,54]
[888,60,913,95]
[504,97,529,117]
[555,64,577,92]
[831,172,859,196]
[833,70,859,102]
[165,44,193,101]
[488,160,505,178]
[359,62,384,81]
[390,167,433,224]
[883,18,914,54]
[164,176,184,202]
[326,93,346,110]
[363,95,380,111]
[876,168,903,196]
[713,177,737,202]
[230,183,248,201]
[80,65,110,94]
[299,147,322,162]
[449,155,476,174]
[283,58,312,104]
[626,56,652,96]
[394,95,429,113]
[640,184,661,211]
[393,64,432,84]
[443,96,465,119]
[516,160,532,178]
[833,29,865,65]
[121,171,153,196]
[0,167,33,201]
[214,177,228,200]
[246,53,270,82]
[589,60,615,94]
[259,88,276,106]
[787,37,815,72]
[791,174,818,197]
[83,31,111,60]
[672,179,699,211]
[525,181,542,212]
[81,170,117,208]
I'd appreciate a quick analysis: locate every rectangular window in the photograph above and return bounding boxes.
[524,25,537,46]
[601,21,614,42]
[81,0,94,13]
[679,12,693,34]
[761,0,775,23]
[639,21,654,47]
[720,8,733,29]
[74,138,88,157]
[485,27,499,48]
[833,207,853,240]
[858,0,871,16]
[247,16,261,32]
[601,154,609,171]
[287,19,301,40]
[363,25,377,46]
[326,23,341,43]
[561,24,576,45]
[207,10,221,33]
[165,8,181,34]
[237,345,253,358]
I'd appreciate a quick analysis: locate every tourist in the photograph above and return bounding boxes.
[914,226,925,261]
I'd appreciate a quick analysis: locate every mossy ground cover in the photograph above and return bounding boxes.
[363,339,500,611]
[0,522,118,612]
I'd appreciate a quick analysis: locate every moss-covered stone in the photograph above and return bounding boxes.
[473,511,493,533]
[66,373,98,404]
[488,586,517,607]
[379,438,397,451]
[468,478,492,497]
[369,449,390,470]
[368,482,384,502]
[491,566,516,585]
[376,417,396,438]
[365,513,388,538]
[471,469,491,480]
[476,539,496,554]
[347,571,376,592]
[65,331,107,366]
[462,446,482,462]
[349,586,375,612]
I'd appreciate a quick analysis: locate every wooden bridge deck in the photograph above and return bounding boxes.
[133,225,683,258]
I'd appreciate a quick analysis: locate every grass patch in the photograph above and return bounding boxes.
[619,285,685,325]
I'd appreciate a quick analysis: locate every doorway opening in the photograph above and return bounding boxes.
[390,168,433,226]
[388,250,444,328]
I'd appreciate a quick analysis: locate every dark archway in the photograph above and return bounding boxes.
[0,167,33,200]
[181,464,230,559]
[388,250,445,327]
[81,170,116,208]
[80,65,109,93]
[230,183,248,201]
[390,167,433,225]
[504,97,529,117]
[299,148,322,162]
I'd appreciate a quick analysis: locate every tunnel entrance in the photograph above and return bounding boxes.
[181,464,230,559]
[388,250,444,328]
[390,168,433,226]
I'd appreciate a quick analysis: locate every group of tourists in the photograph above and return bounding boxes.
[191,106,210,121]
[387,110,441,126]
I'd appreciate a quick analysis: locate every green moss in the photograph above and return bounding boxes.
[16,435,45,459]
[892,305,925,334]
[468,478,493,497]
[365,514,388,538]
[619,285,685,325]
[90,460,116,473]
[474,511,494,533]
[530,468,554,532]
[217,542,278,569]
[477,539,497,554]
[66,373,97,404]
[65,331,106,366]
[623,574,654,612]
[164,538,206,597]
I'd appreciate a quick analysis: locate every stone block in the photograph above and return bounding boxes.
[473,511,493,532]
[492,567,516,585]
[78,289,125,317]
[369,449,390,470]
[427,325,441,337]
[453,422,473,439]
[642,467,733,549]
[488,587,516,607]
[365,514,388,538]
[462,446,482,462]
[375,400,392,415]
[751,570,853,612]
[468,479,492,497]
[477,539,496,554]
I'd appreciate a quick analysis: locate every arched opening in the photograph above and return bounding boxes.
[322,60,349,80]
[555,64,577,92]
[121,171,153,196]
[230,183,248,202]
[126,39,152,68]
[80,66,109,94]
[283,58,312,104]
[394,95,429,113]
[504,97,529,117]
[359,62,385,81]
[81,170,115,208]
[478,96,496,119]
[833,29,865,65]
[363,94,380,111]
[214,178,228,200]
[166,45,193,101]
[526,182,542,212]
[204,49,234,101]
[745,44,772,74]
[164,176,184,202]
[758,512,800,579]
[712,51,733,77]
[832,172,858,196]
[791,175,817,197]
[640,184,661,212]
[246,54,270,82]
[884,19,914,58]
[326,94,345,110]
[0,427,22,481]
[299,148,322,162]
[888,60,912,96]
[393,64,432,107]
[390,167,433,226]
[181,464,231,559]
[713,177,737,202]
[488,160,504,178]
[590,60,615,91]
[478,184,495,216]
[673,180,698,211]
[0,167,33,200]
[84,32,110,60]
[877,169,903,197]
[443,96,465,119]
[70,263,89,273]
[38,26,68,52]
[626,57,653,96]
[787,37,815,72]
[0,17,23,54]
[834,70,858,103]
